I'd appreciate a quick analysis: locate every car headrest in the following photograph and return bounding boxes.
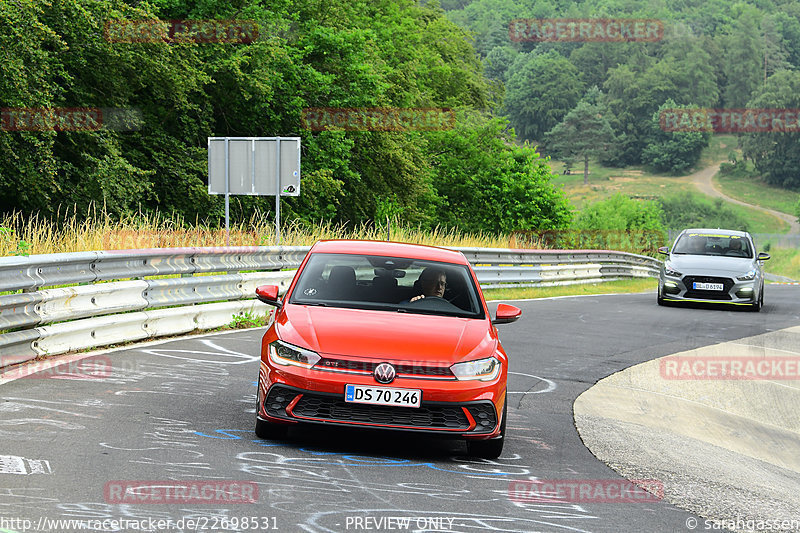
[328,266,356,287]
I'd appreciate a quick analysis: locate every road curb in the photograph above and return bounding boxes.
[574,326,800,528]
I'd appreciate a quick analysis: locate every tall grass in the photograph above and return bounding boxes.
[0,207,511,256]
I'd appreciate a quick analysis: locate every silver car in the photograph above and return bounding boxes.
[657,229,770,311]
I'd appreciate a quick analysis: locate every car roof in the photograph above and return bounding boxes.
[679,228,750,238]
[308,239,469,265]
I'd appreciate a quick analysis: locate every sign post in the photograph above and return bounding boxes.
[208,137,301,245]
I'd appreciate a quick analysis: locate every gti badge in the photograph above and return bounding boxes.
[373,363,396,384]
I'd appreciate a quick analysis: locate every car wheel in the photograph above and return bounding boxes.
[255,417,289,440]
[751,286,763,312]
[466,396,506,459]
[657,287,667,306]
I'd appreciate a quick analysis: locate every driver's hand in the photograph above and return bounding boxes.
[410,295,425,302]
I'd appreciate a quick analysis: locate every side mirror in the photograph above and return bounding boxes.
[757,252,771,261]
[493,303,521,325]
[256,285,282,307]
[657,246,669,255]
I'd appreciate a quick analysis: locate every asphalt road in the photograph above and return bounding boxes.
[2,286,799,533]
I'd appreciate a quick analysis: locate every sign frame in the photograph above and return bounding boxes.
[208,137,301,244]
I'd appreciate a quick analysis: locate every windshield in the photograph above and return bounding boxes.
[289,253,485,319]
[672,233,753,258]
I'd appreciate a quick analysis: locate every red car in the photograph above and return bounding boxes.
[254,240,521,458]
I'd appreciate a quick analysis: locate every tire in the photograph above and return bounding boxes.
[255,417,289,440]
[657,285,666,306]
[466,396,506,459]
[751,286,763,312]
[657,288,667,306]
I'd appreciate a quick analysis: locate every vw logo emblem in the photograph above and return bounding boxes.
[373,363,396,384]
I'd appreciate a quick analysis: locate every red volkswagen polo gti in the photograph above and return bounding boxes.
[254,240,521,458]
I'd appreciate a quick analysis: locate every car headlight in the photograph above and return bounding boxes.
[268,340,321,368]
[450,357,501,381]
[663,263,682,278]
[737,269,758,281]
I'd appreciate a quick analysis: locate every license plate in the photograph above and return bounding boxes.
[693,282,724,291]
[345,384,421,408]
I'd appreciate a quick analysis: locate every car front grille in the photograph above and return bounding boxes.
[316,358,454,378]
[264,385,496,433]
[683,276,734,300]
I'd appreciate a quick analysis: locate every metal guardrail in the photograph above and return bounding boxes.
[0,246,660,369]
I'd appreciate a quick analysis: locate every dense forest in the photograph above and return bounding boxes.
[445,0,800,186]
[1,0,799,234]
[0,0,571,233]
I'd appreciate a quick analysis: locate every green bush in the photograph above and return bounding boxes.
[572,193,665,232]
[568,194,667,253]
[660,192,750,231]
[228,311,269,330]
[640,101,711,174]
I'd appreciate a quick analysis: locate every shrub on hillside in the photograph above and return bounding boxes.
[660,192,750,232]
[573,193,665,231]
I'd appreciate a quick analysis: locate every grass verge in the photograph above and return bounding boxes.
[714,172,800,217]
[0,209,510,256]
[764,248,800,281]
[483,278,656,301]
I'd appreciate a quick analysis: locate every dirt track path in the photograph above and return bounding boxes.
[688,163,800,235]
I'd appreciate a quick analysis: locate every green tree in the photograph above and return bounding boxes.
[761,15,792,84]
[603,40,717,166]
[483,46,517,83]
[718,15,763,107]
[504,50,584,143]
[641,100,711,174]
[741,70,800,189]
[543,87,617,185]
[428,118,572,233]
[569,42,641,91]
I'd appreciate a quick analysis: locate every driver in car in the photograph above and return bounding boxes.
[410,268,447,302]
[726,238,743,256]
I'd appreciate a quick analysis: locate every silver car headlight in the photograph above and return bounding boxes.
[450,357,501,381]
[736,269,758,281]
[269,340,321,368]
[663,263,682,278]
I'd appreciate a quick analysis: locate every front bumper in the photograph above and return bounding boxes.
[257,361,505,438]
[660,274,759,305]
[260,384,499,435]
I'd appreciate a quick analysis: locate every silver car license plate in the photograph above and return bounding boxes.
[693,282,724,291]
